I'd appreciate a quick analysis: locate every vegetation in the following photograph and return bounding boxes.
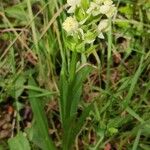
[0,0,150,149]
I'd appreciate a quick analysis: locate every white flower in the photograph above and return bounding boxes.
[94,0,105,4]
[105,5,116,17]
[97,19,109,38]
[86,2,98,14]
[67,0,81,13]
[63,17,79,34]
[67,0,80,6]
[98,33,104,39]
[78,28,84,39]
[99,4,111,14]
[86,2,103,16]
[104,0,113,5]
[98,19,109,32]
[99,1,116,17]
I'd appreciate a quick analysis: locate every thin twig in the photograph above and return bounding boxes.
[0,28,28,33]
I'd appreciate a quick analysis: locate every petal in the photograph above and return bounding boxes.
[98,33,104,39]
[67,6,76,13]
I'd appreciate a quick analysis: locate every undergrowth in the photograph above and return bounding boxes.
[0,0,150,150]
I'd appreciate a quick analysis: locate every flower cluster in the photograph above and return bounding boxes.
[63,0,116,52]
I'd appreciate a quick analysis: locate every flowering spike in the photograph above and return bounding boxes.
[63,0,116,52]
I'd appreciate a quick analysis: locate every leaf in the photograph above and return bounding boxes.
[60,65,93,150]
[115,21,130,28]
[0,145,5,150]
[81,0,90,10]
[5,3,28,21]
[63,103,93,150]
[59,65,93,125]
[59,70,69,125]
[140,143,150,150]
[84,30,97,44]
[4,0,39,21]
[75,7,87,22]
[9,73,26,99]
[119,4,133,19]
[70,65,93,116]
[123,56,144,107]
[28,76,56,150]
[126,107,144,123]
[84,45,98,55]
[65,36,79,52]
[132,129,142,150]
[27,123,50,149]
[107,116,131,129]
[8,132,31,150]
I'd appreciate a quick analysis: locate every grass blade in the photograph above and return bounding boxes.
[132,129,142,150]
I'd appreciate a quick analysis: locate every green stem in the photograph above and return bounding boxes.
[106,19,112,90]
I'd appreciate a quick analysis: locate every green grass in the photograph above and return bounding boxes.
[0,0,150,150]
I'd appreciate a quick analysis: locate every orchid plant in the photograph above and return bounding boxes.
[59,0,116,149]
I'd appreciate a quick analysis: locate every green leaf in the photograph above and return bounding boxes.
[4,0,39,21]
[107,116,130,129]
[123,56,144,107]
[75,7,87,22]
[84,30,97,44]
[60,63,93,150]
[8,132,31,150]
[108,127,118,135]
[63,104,93,150]
[140,143,150,150]
[5,3,28,21]
[76,42,85,52]
[59,70,69,125]
[126,107,144,123]
[84,44,98,54]
[70,65,93,116]
[0,144,5,150]
[81,0,90,10]
[60,65,92,125]
[119,4,133,19]
[27,123,50,149]
[66,36,78,52]
[8,73,26,99]
[115,21,130,28]
[28,76,56,150]
[132,129,142,150]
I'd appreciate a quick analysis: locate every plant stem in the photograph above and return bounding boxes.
[106,19,112,90]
